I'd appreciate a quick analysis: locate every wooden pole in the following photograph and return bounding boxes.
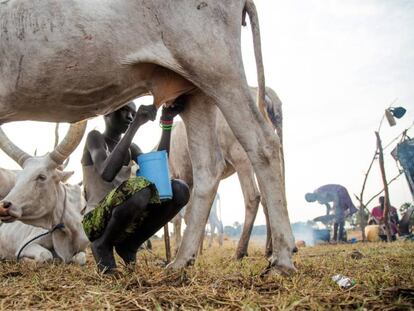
[357,150,377,241]
[375,131,392,242]
[163,224,171,263]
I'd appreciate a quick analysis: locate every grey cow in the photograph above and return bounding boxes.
[0,0,294,273]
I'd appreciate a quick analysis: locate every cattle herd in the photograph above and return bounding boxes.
[0,0,295,274]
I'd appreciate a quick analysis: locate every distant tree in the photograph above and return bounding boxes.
[233,221,241,229]
[224,225,240,238]
[251,225,267,236]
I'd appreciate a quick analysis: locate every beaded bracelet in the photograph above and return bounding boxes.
[160,119,175,131]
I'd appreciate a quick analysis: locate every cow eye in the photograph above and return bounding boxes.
[36,174,47,181]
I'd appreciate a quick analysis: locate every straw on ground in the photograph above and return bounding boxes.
[0,240,413,310]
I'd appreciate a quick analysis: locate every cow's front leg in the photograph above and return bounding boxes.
[167,91,225,270]
[18,243,54,263]
[71,251,87,266]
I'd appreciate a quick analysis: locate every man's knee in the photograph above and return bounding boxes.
[128,188,152,208]
[171,179,190,207]
[112,188,152,219]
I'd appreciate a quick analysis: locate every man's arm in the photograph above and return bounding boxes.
[90,105,156,182]
[85,130,111,177]
[130,143,143,164]
[156,97,187,156]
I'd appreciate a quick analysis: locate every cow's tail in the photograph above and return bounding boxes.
[243,0,268,122]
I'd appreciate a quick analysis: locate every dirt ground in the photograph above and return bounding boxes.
[0,240,413,310]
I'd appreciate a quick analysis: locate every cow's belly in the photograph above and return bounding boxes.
[0,64,153,123]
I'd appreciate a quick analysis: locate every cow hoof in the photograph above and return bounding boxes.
[261,251,297,277]
[166,257,194,270]
[37,251,54,263]
[72,252,87,266]
[260,262,297,277]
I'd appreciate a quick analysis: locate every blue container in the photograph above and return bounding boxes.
[313,229,331,242]
[137,151,172,200]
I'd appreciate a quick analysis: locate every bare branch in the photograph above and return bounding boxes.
[365,171,403,207]
[375,131,392,242]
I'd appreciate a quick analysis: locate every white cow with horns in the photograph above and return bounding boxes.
[0,123,89,264]
[0,0,295,273]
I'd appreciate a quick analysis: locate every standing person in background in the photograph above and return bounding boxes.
[370,196,399,241]
[81,100,189,273]
[305,184,358,242]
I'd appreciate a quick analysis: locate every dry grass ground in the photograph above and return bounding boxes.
[0,240,413,310]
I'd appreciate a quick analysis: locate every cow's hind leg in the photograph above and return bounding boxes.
[204,84,295,273]
[167,92,225,269]
[262,199,273,257]
[172,213,183,254]
[232,157,261,259]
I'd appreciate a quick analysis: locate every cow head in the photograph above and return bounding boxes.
[0,121,86,224]
[263,89,283,143]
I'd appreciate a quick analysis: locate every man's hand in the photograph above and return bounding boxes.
[161,96,187,121]
[135,104,157,125]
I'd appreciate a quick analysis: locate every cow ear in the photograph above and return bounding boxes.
[57,170,75,182]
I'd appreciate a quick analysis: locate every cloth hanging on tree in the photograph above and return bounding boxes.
[392,137,414,200]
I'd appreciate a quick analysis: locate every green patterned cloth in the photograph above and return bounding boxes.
[82,176,161,242]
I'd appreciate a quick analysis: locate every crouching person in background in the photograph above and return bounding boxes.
[370,196,399,241]
[81,99,189,273]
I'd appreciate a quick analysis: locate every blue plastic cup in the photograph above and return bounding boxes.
[137,151,173,200]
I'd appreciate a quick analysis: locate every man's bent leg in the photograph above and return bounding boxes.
[91,188,152,273]
[115,180,190,266]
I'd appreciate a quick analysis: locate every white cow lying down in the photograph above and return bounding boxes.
[0,0,295,272]
[170,87,283,259]
[0,124,89,264]
[0,219,86,265]
[0,169,53,262]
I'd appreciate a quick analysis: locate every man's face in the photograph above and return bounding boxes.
[105,102,136,133]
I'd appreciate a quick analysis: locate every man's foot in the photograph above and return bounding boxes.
[115,243,138,267]
[91,240,117,273]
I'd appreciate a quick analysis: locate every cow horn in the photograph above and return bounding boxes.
[0,127,31,167]
[49,120,87,165]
